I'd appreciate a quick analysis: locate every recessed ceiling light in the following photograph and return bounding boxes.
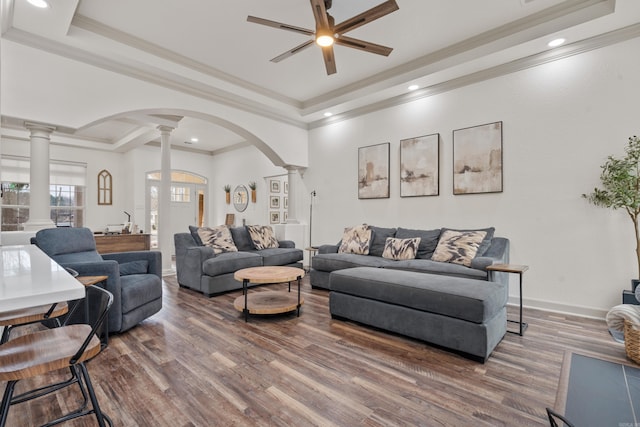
[190,137,199,143]
[408,84,419,91]
[27,0,49,8]
[323,112,333,117]
[548,38,566,47]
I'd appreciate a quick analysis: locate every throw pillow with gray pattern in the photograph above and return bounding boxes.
[247,225,279,250]
[197,225,238,254]
[431,229,487,266]
[338,224,372,255]
[382,237,421,260]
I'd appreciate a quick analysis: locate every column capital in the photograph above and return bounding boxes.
[24,122,56,137]
[157,125,174,134]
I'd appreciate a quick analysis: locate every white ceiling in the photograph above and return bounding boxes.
[2,0,640,154]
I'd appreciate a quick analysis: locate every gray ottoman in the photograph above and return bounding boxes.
[329,267,507,362]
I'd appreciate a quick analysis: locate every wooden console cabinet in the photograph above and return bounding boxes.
[94,233,151,254]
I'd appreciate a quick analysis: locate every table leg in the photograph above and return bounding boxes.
[296,275,301,317]
[243,278,249,322]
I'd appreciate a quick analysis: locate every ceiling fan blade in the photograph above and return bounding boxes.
[270,40,315,63]
[310,0,331,30]
[334,35,393,56]
[333,0,399,35]
[321,45,337,75]
[247,15,314,36]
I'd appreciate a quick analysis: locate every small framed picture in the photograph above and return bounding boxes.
[283,212,288,222]
[270,211,280,224]
[284,197,288,209]
[284,181,289,194]
[270,179,280,193]
[270,196,280,209]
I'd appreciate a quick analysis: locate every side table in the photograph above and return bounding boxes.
[76,275,109,347]
[304,246,318,272]
[486,264,529,336]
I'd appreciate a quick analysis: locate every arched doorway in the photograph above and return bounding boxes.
[146,170,207,252]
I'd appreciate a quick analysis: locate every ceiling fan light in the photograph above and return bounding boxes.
[316,30,334,47]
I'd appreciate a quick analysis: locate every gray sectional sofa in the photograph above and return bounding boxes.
[311,225,510,361]
[174,226,303,296]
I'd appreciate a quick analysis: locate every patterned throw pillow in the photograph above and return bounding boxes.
[338,224,372,255]
[246,225,279,250]
[197,225,238,254]
[431,230,487,266]
[382,237,421,260]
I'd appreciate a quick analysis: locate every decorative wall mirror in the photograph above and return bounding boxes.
[233,185,248,212]
[98,169,112,205]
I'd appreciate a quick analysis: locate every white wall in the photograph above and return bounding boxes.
[210,144,288,226]
[305,37,640,318]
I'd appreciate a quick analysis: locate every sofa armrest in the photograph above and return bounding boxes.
[102,251,162,278]
[318,244,339,254]
[278,240,296,248]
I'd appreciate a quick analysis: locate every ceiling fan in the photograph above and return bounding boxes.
[247,0,399,75]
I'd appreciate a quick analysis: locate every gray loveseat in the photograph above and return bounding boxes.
[311,225,510,361]
[174,226,303,296]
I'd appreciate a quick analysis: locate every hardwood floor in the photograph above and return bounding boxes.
[3,275,627,426]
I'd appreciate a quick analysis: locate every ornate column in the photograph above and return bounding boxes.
[158,126,174,273]
[22,123,56,232]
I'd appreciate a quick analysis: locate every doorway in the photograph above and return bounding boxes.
[146,171,207,252]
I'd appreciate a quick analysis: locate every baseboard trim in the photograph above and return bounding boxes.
[508,296,608,320]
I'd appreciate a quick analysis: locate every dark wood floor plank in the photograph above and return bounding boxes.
[2,275,631,426]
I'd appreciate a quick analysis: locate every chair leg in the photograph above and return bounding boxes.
[78,362,109,427]
[0,381,17,427]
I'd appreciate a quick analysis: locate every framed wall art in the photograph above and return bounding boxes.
[270,196,280,209]
[270,179,280,193]
[270,211,280,224]
[453,121,503,195]
[358,142,390,199]
[400,133,439,197]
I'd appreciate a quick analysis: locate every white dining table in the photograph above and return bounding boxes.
[0,244,85,312]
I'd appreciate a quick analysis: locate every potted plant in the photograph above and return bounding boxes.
[224,185,231,204]
[248,181,257,203]
[583,135,640,288]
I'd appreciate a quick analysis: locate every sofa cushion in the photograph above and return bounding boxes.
[432,230,487,267]
[254,248,303,266]
[329,267,506,324]
[247,225,279,250]
[338,224,372,255]
[119,260,149,276]
[189,225,204,246]
[369,226,397,257]
[120,274,163,313]
[395,228,441,259]
[197,225,238,254]
[202,252,262,277]
[313,253,396,272]
[441,227,495,257]
[229,226,254,251]
[382,237,421,260]
[386,258,488,280]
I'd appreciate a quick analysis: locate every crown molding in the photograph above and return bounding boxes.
[71,14,302,110]
[309,22,640,129]
[2,27,308,130]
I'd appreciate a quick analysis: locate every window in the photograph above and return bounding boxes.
[1,156,86,231]
[171,186,191,203]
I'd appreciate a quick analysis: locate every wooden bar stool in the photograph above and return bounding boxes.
[0,285,114,427]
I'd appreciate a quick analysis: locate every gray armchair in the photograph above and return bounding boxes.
[33,227,162,333]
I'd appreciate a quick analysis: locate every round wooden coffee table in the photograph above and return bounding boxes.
[233,266,305,322]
